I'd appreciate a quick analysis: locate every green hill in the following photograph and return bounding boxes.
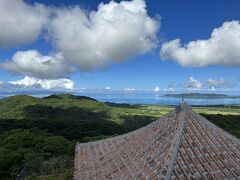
[0,94,172,179]
[0,94,170,139]
[43,94,97,101]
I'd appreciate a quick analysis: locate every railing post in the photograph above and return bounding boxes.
[16,160,73,179]
[16,174,20,180]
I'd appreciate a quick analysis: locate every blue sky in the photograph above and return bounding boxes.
[0,0,240,92]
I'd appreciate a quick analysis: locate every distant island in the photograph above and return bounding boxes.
[164,93,240,99]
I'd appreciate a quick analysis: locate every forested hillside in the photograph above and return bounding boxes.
[0,94,172,179]
[0,94,239,179]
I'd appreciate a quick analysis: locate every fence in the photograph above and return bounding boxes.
[16,160,72,180]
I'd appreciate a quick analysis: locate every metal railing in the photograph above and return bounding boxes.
[16,160,72,180]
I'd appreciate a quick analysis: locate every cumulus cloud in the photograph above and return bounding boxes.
[160,21,240,67]
[0,0,160,79]
[123,88,136,92]
[105,86,111,90]
[0,82,24,91]
[207,78,225,87]
[154,86,160,92]
[0,0,49,48]
[186,77,202,89]
[49,0,160,71]
[206,78,236,91]
[211,86,216,91]
[163,87,175,92]
[1,50,75,79]
[10,76,74,90]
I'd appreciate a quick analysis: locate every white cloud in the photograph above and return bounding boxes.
[207,78,225,87]
[1,50,75,79]
[186,77,202,89]
[123,88,136,92]
[160,21,240,67]
[10,76,74,90]
[0,0,160,79]
[0,0,49,48]
[211,86,216,91]
[154,86,160,92]
[49,0,160,71]
[0,82,23,91]
[206,78,236,91]
[163,87,175,92]
[105,86,111,90]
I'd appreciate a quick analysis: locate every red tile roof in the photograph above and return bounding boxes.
[73,103,240,179]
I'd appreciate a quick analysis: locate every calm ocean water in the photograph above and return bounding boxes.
[1,92,240,105]
[78,93,240,105]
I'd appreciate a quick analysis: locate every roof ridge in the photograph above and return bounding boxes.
[158,103,186,179]
[73,103,240,179]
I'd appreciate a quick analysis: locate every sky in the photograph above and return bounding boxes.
[0,0,240,93]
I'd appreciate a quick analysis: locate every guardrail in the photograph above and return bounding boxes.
[16,160,72,180]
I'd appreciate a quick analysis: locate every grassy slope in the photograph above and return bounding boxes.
[0,94,172,123]
[0,95,173,140]
[193,106,240,115]
[193,106,240,138]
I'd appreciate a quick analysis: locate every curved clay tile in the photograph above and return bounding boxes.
[73,103,240,179]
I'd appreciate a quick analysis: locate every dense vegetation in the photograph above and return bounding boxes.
[0,94,172,179]
[0,128,72,179]
[201,113,240,138]
[0,94,239,179]
[192,105,240,115]
[165,93,240,99]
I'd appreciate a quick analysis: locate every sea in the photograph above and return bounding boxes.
[0,91,240,106]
